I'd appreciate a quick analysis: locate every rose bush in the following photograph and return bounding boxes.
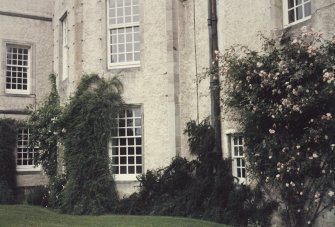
[219,28,335,226]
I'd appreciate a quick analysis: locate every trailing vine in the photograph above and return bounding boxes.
[60,75,123,214]
[29,74,63,178]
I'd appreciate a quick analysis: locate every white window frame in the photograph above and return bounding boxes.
[107,0,140,69]
[110,106,143,181]
[5,44,31,95]
[16,128,40,172]
[231,135,247,184]
[283,0,311,27]
[60,13,69,81]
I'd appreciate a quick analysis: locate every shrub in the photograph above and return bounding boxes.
[117,120,276,226]
[0,119,17,204]
[26,186,48,207]
[48,175,67,209]
[219,29,335,226]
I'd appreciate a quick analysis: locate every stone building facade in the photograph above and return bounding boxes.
[1,0,334,225]
[51,0,212,195]
[0,0,54,188]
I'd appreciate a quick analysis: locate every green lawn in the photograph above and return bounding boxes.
[0,205,228,227]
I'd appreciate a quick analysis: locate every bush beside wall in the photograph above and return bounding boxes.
[0,119,17,204]
[116,121,277,226]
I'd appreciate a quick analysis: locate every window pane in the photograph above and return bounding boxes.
[117,0,123,7]
[288,9,295,23]
[120,138,126,145]
[136,156,142,164]
[295,0,302,5]
[239,147,243,156]
[237,158,241,166]
[135,127,141,135]
[288,0,294,8]
[120,166,127,174]
[119,119,125,127]
[127,109,133,117]
[237,168,241,178]
[296,6,303,20]
[232,147,238,157]
[136,138,141,145]
[127,119,133,127]
[119,128,125,136]
[109,0,116,7]
[112,147,118,155]
[136,166,142,174]
[128,147,134,155]
[134,52,140,61]
[126,35,132,43]
[242,168,246,178]
[119,54,125,62]
[304,2,311,17]
[120,147,126,155]
[128,166,135,174]
[133,5,139,15]
[118,44,125,52]
[117,7,123,16]
[126,43,133,52]
[117,17,124,24]
[134,42,140,51]
[136,147,142,155]
[120,157,127,164]
[126,53,133,61]
[125,6,131,16]
[128,156,134,164]
[125,0,131,6]
[127,128,134,136]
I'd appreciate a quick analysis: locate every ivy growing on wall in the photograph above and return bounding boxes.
[29,74,62,178]
[0,118,17,204]
[60,75,123,214]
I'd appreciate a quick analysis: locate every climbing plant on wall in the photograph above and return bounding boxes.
[29,74,63,178]
[219,28,335,227]
[60,75,123,215]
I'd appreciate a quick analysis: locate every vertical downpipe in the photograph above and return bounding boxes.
[208,0,222,155]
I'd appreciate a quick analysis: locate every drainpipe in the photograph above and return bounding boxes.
[208,0,222,155]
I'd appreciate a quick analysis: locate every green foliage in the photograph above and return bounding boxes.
[220,30,335,226]
[117,121,276,226]
[184,119,215,160]
[29,74,62,178]
[47,174,67,209]
[26,186,48,207]
[60,75,123,215]
[0,119,17,204]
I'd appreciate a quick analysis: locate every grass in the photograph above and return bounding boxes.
[0,205,229,227]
